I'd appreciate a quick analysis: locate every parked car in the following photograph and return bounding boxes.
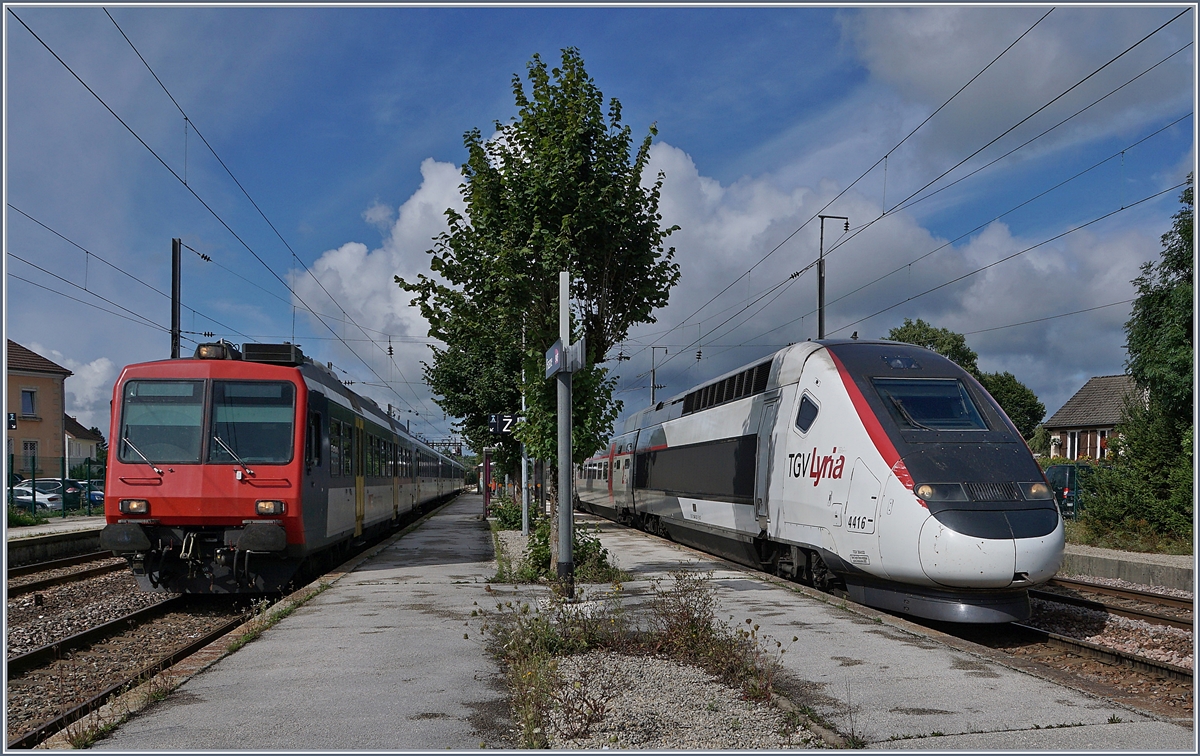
[83,479,105,506]
[10,478,83,511]
[1044,463,1095,519]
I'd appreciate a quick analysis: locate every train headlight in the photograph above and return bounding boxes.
[119,499,150,514]
[913,483,968,501]
[1019,482,1054,500]
[196,343,227,359]
[256,500,286,515]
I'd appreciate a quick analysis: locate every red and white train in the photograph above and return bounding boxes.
[100,342,464,593]
[576,339,1063,623]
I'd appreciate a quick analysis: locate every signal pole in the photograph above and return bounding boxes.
[817,215,848,340]
[556,271,574,598]
[171,238,182,358]
[650,346,667,405]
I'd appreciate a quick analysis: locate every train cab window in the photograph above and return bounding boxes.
[872,378,987,431]
[120,380,205,464]
[795,393,819,434]
[209,381,296,464]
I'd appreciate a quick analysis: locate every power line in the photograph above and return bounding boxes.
[642,7,1185,381]
[754,112,1192,343]
[8,203,253,342]
[962,299,1135,335]
[827,182,1185,336]
[9,273,186,339]
[103,7,438,424]
[625,8,1056,366]
[9,8,441,433]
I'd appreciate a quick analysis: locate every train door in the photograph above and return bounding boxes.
[354,419,365,537]
[392,440,400,520]
[844,458,882,569]
[755,391,781,531]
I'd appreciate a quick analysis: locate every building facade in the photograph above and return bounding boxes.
[7,340,72,478]
[1043,374,1136,461]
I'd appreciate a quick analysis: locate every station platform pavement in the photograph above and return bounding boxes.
[91,495,1193,751]
[6,514,107,540]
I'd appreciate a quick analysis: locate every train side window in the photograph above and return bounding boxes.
[306,412,322,467]
[795,393,819,434]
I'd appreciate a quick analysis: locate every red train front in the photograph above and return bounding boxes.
[101,342,309,593]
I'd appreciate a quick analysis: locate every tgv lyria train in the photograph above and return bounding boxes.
[576,339,1063,623]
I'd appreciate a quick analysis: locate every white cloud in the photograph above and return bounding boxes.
[292,157,466,435]
[26,343,117,435]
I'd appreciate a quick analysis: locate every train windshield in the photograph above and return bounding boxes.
[872,378,988,431]
[209,381,296,464]
[120,380,206,463]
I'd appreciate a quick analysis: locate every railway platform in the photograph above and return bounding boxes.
[86,496,1191,751]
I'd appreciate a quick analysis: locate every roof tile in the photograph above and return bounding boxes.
[1044,375,1136,429]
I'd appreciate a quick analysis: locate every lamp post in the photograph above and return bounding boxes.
[817,215,849,339]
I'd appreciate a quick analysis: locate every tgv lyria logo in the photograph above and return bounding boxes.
[787,447,846,486]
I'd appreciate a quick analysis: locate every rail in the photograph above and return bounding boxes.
[1010,622,1193,683]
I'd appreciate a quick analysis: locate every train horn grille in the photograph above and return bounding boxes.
[963,482,1021,502]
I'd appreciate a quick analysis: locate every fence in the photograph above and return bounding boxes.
[7,453,105,518]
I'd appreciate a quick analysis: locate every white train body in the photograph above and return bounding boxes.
[577,340,1064,623]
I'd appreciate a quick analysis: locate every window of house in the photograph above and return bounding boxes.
[1068,431,1079,460]
[20,389,36,417]
[1098,429,1108,459]
[22,440,38,472]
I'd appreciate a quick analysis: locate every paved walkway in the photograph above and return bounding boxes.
[92,498,1193,751]
[6,514,106,540]
[574,516,1194,750]
[96,496,511,750]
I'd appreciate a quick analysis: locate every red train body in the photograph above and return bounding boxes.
[100,342,464,593]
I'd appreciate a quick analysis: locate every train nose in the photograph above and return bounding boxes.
[917,507,1064,588]
[918,517,1016,588]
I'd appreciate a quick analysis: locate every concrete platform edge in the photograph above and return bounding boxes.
[1062,551,1194,592]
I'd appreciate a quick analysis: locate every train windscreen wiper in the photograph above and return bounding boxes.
[121,436,164,475]
[890,396,932,431]
[213,435,255,477]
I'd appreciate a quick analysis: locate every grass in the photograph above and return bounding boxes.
[7,506,48,527]
[226,582,331,653]
[490,517,630,587]
[476,569,801,749]
[1064,519,1193,555]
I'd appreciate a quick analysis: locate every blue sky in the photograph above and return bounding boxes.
[4,4,1195,447]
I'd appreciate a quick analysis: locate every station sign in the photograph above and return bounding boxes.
[545,337,586,378]
[488,414,522,434]
[7,413,15,430]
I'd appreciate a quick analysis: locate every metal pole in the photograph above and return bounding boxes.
[482,447,491,517]
[556,271,574,597]
[817,222,825,339]
[171,238,182,358]
[521,328,529,536]
[817,216,848,341]
[650,346,667,405]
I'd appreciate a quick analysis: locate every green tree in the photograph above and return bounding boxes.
[1084,176,1193,544]
[978,371,1045,439]
[398,48,680,472]
[884,318,981,377]
[1126,174,1193,424]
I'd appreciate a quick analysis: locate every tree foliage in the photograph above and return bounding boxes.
[1084,176,1193,542]
[885,318,981,376]
[883,318,1045,437]
[978,371,1046,439]
[398,48,680,470]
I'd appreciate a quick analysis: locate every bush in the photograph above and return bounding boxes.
[523,518,626,584]
[490,496,527,531]
[8,506,47,527]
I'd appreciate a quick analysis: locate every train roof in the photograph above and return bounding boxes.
[618,339,921,434]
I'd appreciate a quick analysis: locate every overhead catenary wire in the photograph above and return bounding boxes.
[9,273,186,338]
[103,7,438,425]
[753,112,1193,343]
[8,203,252,343]
[621,8,1056,367]
[9,8,445,434]
[827,182,1186,337]
[632,8,1185,385]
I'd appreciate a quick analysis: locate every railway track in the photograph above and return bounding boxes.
[6,598,247,749]
[7,553,128,599]
[1031,577,1193,631]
